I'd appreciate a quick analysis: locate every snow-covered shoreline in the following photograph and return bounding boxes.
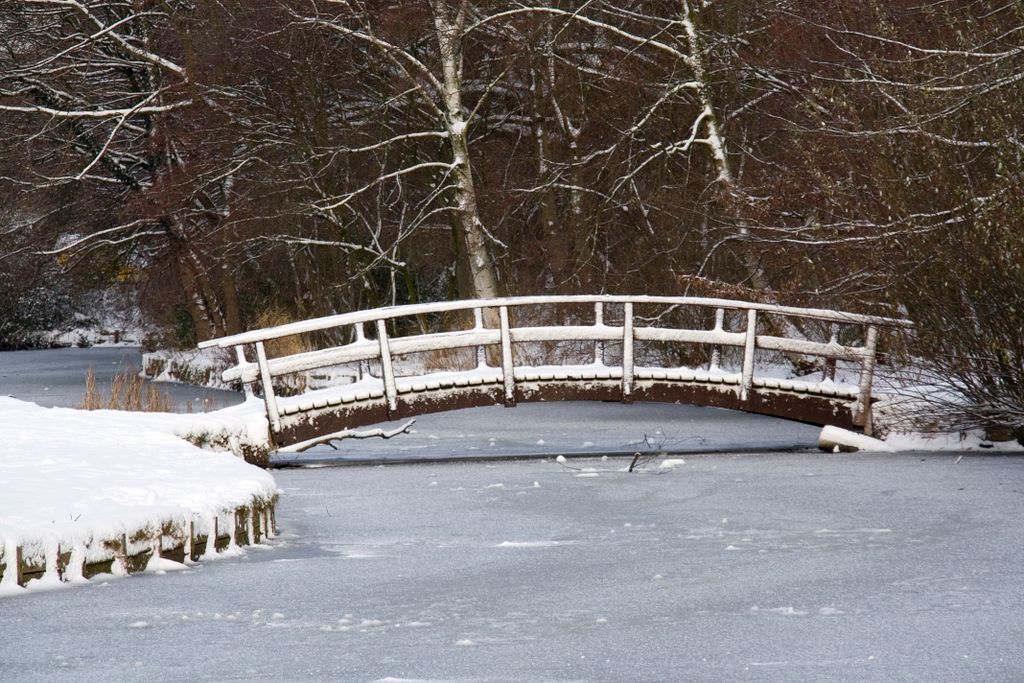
[0,397,279,596]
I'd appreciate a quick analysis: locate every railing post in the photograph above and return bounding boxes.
[254,341,281,433]
[474,307,486,369]
[376,319,398,413]
[499,306,516,406]
[854,325,879,435]
[594,302,604,365]
[622,302,634,403]
[740,309,757,401]
[234,345,254,399]
[353,322,366,380]
[824,323,839,381]
[710,307,724,370]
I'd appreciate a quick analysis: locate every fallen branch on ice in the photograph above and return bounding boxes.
[277,419,416,453]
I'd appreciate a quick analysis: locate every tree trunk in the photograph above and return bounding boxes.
[680,0,771,293]
[432,0,501,302]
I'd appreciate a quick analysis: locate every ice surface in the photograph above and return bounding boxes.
[0,453,1022,681]
[274,401,823,466]
[1,347,1022,679]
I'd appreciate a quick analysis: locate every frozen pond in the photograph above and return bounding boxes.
[277,400,823,466]
[3,348,1023,681]
[2,453,1023,681]
[0,347,241,411]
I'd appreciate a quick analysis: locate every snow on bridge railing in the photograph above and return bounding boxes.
[198,295,911,437]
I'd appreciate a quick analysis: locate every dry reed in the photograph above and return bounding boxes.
[255,308,312,358]
[77,366,176,412]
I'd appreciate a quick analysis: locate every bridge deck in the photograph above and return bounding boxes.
[267,364,866,449]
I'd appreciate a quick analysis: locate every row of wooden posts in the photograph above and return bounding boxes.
[0,500,276,588]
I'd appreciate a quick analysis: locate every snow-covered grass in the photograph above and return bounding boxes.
[0,397,278,597]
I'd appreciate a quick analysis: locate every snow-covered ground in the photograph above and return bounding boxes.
[0,396,279,595]
[0,350,275,594]
[1,453,1022,681]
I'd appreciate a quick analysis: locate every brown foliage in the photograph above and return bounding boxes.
[78,367,176,413]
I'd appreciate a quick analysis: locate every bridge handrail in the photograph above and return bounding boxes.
[199,295,910,439]
[197,295,910,350]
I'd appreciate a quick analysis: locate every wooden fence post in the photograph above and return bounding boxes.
[710,307,725,370]
[254,341,281,433]
[854,325,879,435]
[474,307,486,368]
[234,345,254,399]
[376,319,398,413]
[824,323,839,381]
[354,322,366,380]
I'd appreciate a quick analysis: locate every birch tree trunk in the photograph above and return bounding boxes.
[432,0,501,301]
[679,0,771,294]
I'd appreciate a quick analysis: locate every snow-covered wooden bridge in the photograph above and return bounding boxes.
[198,295,910,451]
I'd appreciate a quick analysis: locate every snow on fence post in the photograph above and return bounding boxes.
[710,307,725,370]
[854,325,879,435]
[376,319,398,413]
[499,306,516,407]
[54,542,66,581]
[115,533,129,575]
[594,302,605,365]
[233,345,254,399]
[622,302,634,402]
[740,308,757,401]
[254,341,282,433]
[150,527,161,564]
[1,541,25,587]
[210,516,219,556]
[473,307,486,368]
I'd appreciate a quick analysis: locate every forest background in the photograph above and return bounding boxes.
[1,0,1021,432]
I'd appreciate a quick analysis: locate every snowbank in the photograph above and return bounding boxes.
[0,397,279,595]
[883,430,1023,452]
[818,426,892,453]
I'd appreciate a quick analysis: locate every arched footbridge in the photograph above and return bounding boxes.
[198,296,910,451]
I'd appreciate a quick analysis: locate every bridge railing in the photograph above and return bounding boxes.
[198,295,911,435]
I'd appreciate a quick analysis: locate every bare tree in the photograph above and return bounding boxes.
[0,0,248,341]
[292,0,503,301]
